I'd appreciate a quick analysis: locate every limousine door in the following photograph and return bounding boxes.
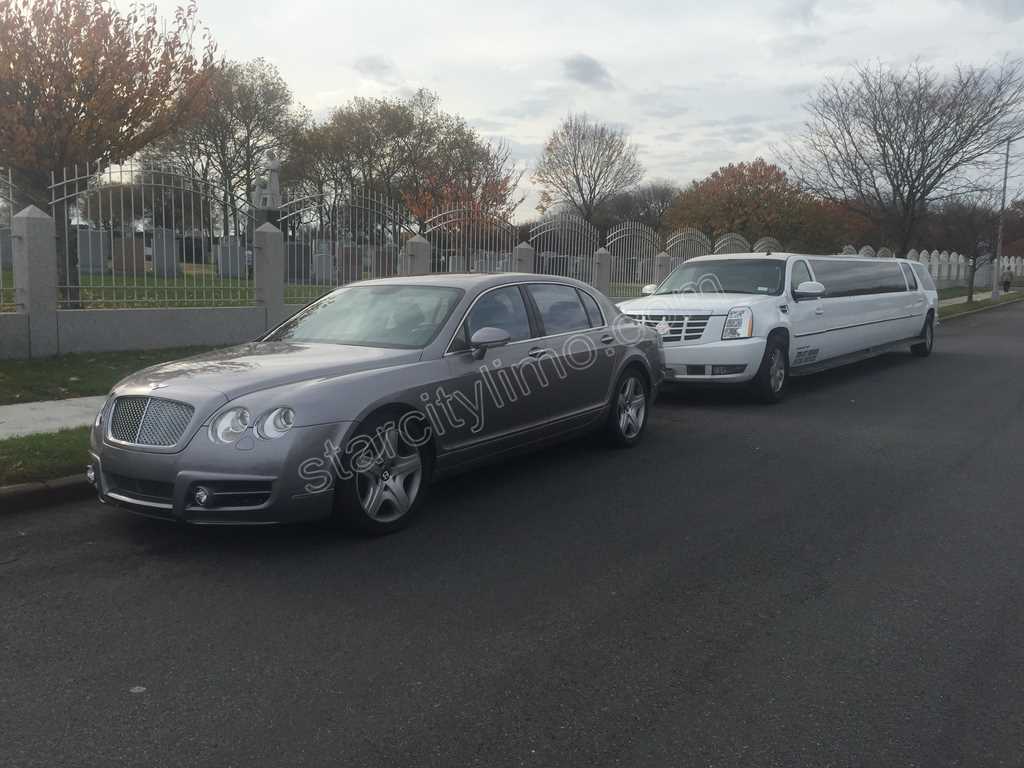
[787,258,832,368]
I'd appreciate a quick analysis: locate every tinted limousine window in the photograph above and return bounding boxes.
[809,259,907,298]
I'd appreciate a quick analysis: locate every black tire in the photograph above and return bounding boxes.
[750,335,789,404]
[331,410,432,535]
[605,367,650,448]
[911,313,934,357]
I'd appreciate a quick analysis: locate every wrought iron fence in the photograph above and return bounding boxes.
[665,227,712,267]
[1,169,14,312]
[423,209,517,275]
[280,187,414,305]
[530,214,599,284]
[606,221,660,298]
[49,161,255,309]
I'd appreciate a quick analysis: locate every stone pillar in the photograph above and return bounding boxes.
[400,235,431,276]
[13,206,59,357]
[655,251,671,284]
[254,223,285,328]
[592,247,611,297]
[512,241,535,273]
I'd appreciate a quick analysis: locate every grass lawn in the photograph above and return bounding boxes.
[0,346,215,405]
[940,291,1024,319]
[0,427,90,486]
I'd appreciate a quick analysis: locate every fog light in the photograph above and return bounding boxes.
[194,486,211,507]
[85,465,96,485]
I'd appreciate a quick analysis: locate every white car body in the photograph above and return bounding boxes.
[617,253,938,397]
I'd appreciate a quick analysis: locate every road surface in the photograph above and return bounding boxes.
[3,303,1024,767]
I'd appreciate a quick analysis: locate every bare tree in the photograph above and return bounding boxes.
[533,113,644,223]
[781,59,1024,253]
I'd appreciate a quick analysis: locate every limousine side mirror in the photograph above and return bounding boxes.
[793,280,826,300]
[641,284,657,295]
[470,326,511,359]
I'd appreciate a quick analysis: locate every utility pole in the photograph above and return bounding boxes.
[993,137,1011,300]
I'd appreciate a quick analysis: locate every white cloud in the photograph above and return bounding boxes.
[154,0,1024,217]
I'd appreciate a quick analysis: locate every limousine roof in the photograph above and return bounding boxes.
[687,252,913,263]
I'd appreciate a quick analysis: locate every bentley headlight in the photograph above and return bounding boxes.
[722,307,754,340]
[210,407,251,444]
[256,407,295,440]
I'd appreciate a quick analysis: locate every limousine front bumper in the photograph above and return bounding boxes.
[661,337,766,383]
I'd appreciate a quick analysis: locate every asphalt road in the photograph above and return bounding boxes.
[3,303,1024,768]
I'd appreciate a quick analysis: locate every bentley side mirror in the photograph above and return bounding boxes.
[641,284,657,295]
[793,280,826,300]
[469,327,511,359]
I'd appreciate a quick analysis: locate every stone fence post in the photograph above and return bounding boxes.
[593,247,611,297]
[254,223,285,328]
[13,206,59,357]
[655,251,671,284]
[512,241,535,273]
[400,235,431,276]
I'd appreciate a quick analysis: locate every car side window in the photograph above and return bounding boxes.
[527,284,591,335]
[790,260,812,294]
[577,289,605,328]
[901,262,918,290]
[460,286,533,348]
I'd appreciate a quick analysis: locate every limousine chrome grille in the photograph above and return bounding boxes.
[109,396,194,447]
[626,313,711,343]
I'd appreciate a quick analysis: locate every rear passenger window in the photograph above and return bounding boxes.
[527,284,590,335]
[900,263,918,290]
[577,289,605,327]
[810,259,907,298]
[791,261,812,294]
[460,286,533,348]
[912,263,937,292]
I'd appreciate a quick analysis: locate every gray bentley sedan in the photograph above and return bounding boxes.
[87,273,664,533]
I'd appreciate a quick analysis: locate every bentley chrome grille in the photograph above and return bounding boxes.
[109,396,194,447]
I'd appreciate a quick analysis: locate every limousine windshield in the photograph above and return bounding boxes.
[655,259,785,296]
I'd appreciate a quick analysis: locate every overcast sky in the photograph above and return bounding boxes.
[155,0,1024,216]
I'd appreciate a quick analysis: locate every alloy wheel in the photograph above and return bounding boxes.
[617,376,647,439]
[355,426,423,523]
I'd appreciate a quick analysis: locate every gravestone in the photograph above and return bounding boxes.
[76,229,111,275]
[215,237,247,279]
[285,241,310,283]
[311,248,335,283]
[150,228,178,278]
[112,235,146,275]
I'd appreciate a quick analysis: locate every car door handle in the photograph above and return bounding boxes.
[814,307,825,316]
[528,348,551,359]
[600,334,614,344]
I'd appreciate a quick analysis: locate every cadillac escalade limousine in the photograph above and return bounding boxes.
[617,253,939,402]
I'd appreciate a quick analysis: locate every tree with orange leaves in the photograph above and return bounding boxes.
[0,0,216,300]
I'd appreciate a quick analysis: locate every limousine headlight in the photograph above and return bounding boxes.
[722,307,754,340]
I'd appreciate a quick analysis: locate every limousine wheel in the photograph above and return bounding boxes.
[911,313,935,357]
[751,335,789,404]
[333,411,431,534]
[607,368,649,448]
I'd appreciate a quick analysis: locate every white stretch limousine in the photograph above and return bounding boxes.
[618,253,939,402]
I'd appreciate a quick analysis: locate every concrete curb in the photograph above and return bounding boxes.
[940,295,1024,322]
[0,474,93,512]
